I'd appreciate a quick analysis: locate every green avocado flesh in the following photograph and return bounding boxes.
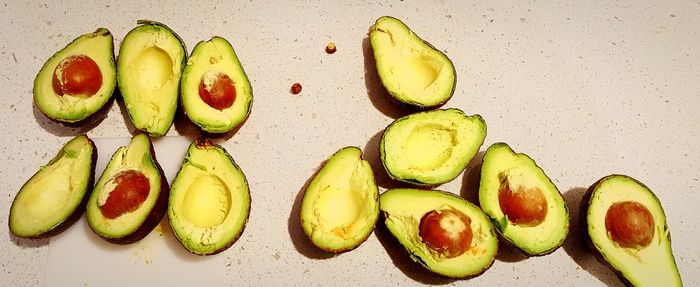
[168,139,250,255]
[86,134,167,244]
[300,147,379,253]
[479,143,569,255]
[117,21,186,137]
[9,135,95,238]
[181,36,253,133]
[34,28,116,123]
[369,16,456,108]
[380,188,498,278]
[380,108,486,186]
[583,175,682,287]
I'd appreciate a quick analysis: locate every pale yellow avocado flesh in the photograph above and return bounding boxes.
[168,140,250,254]
[86,134,162,239]
[181,36,253,133]
[9,136,94,237]
[380,189,498,278]
[33,29,116,122]
[370,16,455,107]
[586,176,681,287]
[381,109,486,185]
[479,143,569,255]
[117,22,186,136]
[300,147,379,252]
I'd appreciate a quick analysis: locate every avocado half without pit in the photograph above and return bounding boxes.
[9,135,96,238]
[478,143,570,256]
[168,138,251,255]
[86,134,168,244]
[300,147,379,253]
[380,188,498,278]
[180,37,253,133]
[380,108,486,186]
[369,16,456,108]
[34,28,116,123]
[117,20,186,137]
[581,175,682,287]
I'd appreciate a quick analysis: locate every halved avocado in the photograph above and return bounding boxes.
[479,143,569,256]
[180,36,253,133]
[86,134,168,244]
[380,108,486,186]
[380,188,498,278]
[369,16,456,108]
[9,135,96,238]
[117,20,186,137]
[34,28,116,123]
[581,175,682,287]
[168,138,250,255]
[300,147,379,253]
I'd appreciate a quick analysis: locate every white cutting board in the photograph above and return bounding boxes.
[44,136,224,287]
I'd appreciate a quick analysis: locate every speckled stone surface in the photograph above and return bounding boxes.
[1,0,699,286]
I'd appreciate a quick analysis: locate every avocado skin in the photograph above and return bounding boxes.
[579,174,680,287]
[34,28,116,124]
[482,142,569,257]
[169,138,251,255]
[8,136,97,239]
[370,16,457,109]
[298,147,378,253]
[96,135,170,245]
[379,189,496,279]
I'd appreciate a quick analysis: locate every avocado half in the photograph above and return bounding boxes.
[369,16,456,108]
[117,20,187,137]
[34,28,116,123]
[581,175,682,287]
[9,135,96,238]
[168,138,251,255]
[479,143,570,256]
[300,147,379,253]
[380,188,498,278]
[180,36,253,133]
[86,134,168,244]
[380,108,486,186]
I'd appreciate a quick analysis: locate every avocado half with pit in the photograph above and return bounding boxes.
[34,28,116,123]
[479,143,569,256]
[86,134,168,244]
[168,138,251,255]
[300,147,379,253]
[581,175,682,287]
[9,135,96,238]
[380,188,498,278]
[369,16,456,108]
[380,108,486,186]
[117,20,186,137]
[180,36,253,133]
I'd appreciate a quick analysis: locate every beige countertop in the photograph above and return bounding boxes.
[1,0,698,286]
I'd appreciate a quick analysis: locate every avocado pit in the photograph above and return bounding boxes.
[605,201,655,249]
[419,208,473,258]
[97,170,150,219]
[498,180,547,226]
[51,54,102,97]
[199,71,236,110]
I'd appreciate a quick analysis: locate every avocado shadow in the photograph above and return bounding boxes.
[173,106,201,141]
[361,37,417,119]
[362,129,414,190]
[373,218,454,285]
[8,232,49,248]
[32,96,114,137]
[459,150,486,207]
[159,217,214,262]
[287,162,335,260]
[562,187,621,286]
